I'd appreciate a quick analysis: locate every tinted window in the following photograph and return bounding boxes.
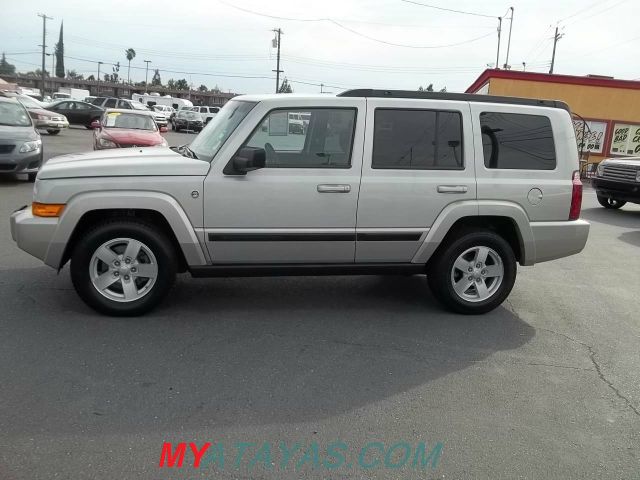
[245,108,356,168]
[75,102,91,110]
[56,102,71,109]
[104,98,117,108]
[480,112,556,170]
[372,109,463,170]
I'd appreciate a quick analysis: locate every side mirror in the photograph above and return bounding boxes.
[91,120,101,129]
[223,147,266,175]
[159,126,168,133]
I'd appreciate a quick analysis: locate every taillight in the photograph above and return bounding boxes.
[569,170,582,220]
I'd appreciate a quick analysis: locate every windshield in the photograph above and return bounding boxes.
[16,95,43,109]
[189,100,256,162]
[0,101,32,126]
[103,112,156,130]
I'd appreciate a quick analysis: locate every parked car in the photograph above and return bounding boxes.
[153,105,175,119]
[90,97,167,127]
[172,109,204,132]
[3,92,69,135]
[92,109,168,150]
[592,156,640,208]
[130,101,167,128]
[46,100,104,129]
[10,89,590,316]
[0,96,42,182]
[190,106,219,124]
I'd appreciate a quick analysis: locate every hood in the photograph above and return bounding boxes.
[28,107,62,118]
[39,147,211,180]
[102,128,163,145]
[603,157,640,167]
[0,125,38,141]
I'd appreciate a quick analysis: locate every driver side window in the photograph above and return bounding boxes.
[245,108,356,168]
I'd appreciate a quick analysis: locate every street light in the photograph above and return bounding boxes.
[97,61,104,96]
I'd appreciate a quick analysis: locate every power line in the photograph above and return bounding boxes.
[400,0,498,19]
[217,0,496,49]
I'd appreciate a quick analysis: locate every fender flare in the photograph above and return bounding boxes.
[44,190,208,269]
[411,200,536,265]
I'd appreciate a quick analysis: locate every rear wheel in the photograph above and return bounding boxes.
[597,195,626,209]
[70,220,177,316]
[47,129,60,135]
[427,230,517,315]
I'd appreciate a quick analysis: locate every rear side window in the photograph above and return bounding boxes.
[372,109,463,170]
[104,98,117,108]
[480,112,556,170]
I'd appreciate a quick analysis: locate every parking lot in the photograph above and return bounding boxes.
[0,127,639,479]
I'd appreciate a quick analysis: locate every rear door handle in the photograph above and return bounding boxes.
[437,185,468,194]
[317,184,351,193]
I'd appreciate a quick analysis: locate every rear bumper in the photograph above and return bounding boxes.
[592,178,640,204]
[530,220,590,264]
[34,119,69,130]
[10,206,58,265]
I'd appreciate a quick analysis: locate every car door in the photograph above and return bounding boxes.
[203,98,366,264]
[53,101,73,122]
[356,98,476,262]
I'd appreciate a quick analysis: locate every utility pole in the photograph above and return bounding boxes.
[549,26,563,74]
[503,7,514,69]
[272,28,283,93]
[97,61,103,95]
[495,17,502,70]
[144,60,152,91]
[37,13,52,98]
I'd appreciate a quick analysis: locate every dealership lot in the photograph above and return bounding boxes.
[0,128,639,479]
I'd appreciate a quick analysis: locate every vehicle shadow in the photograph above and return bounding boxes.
[0,173,27,184]
[581,206,640,228]
[0,270,535,436]
[619,231,640,247]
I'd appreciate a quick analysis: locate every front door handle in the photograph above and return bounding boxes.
[317,184,351,193]
[437,185,468,194]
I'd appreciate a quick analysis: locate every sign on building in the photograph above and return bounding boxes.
[610,123,640,156]
[572,119,607,154]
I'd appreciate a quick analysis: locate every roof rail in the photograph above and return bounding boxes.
[337,89,570,112]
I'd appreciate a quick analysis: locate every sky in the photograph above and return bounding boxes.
[1,0,638,95]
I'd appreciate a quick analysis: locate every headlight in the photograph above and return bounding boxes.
[596,162,605,177]
[37,114,50,120]
[98,138,117,148]
[19,139,42,153]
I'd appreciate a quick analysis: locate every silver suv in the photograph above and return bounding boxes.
[10,89,590,316]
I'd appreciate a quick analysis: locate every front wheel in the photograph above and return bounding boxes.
[597,195,626,209]
[70,220,177,316]
[47,129,60,135]
[427,230,517,315]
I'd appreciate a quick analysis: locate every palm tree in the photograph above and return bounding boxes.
[125,48,136,84]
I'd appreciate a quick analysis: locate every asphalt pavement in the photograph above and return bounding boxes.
[0,128,639,479]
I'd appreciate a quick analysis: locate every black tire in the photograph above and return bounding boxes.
[47,129,60,135]
[70,219,177,316]
[27,172,37,182]
[427,229,517,315]
[597,195,626,209]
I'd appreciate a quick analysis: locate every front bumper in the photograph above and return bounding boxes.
[10,205,58,265]
[592,177,640,204]
[0,149,43,173]
[34,119,69,130]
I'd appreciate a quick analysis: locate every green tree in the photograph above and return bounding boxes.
[151,69,162,86]
[166,79,176,89]
[86,74,95,81]
[174,78,189,90]
[198,84,208,92]
[0,53,16,75]
[66,69,83,80]
[54,22,65,77]
[125,48,136,84]
[278,77,292,93]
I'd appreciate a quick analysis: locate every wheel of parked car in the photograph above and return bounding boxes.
[427,229,517,315]
[47,129,60,135]
[70,220,177,316]
[597,195,626,209]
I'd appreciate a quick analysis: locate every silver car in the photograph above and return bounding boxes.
[10,89,590,316]
[0,97,43,181]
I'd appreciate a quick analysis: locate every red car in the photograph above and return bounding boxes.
[92,109,168,150]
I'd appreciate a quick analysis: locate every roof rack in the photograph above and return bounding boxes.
[337,89,570,112]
